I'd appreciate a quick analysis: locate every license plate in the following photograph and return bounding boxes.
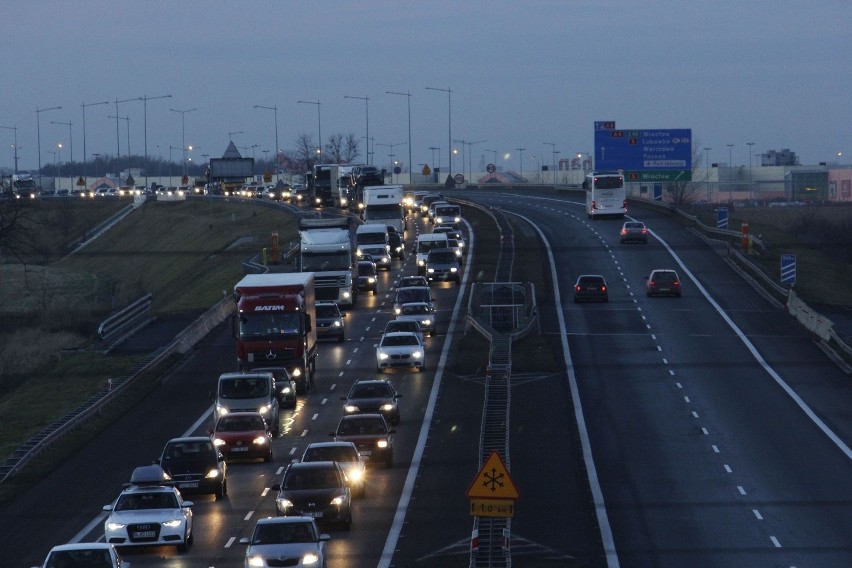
[179,482,198,489]
[231,446,249,452]
[359,451,372,456]
[659,288,670,292]
[133,531,156,538]
[305,511,323,518]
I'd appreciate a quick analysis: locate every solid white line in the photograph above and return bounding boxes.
[378,217,476,568]
[511,212,621,568]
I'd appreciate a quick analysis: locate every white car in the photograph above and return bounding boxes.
[395,302,436,337]
[376,331,425,372]
[103,466,194,551]
[240,516,329,568]
[34,543,127,568]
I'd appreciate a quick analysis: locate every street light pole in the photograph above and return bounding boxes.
[0,125,18,174]
[344,95,370,165]
[253,105,279,182]
[704,147,712,201]
[467,140,486,183]
[51,121,73,176]
[726,143,734,202]
[544,142,556,183]
[138,94,172,191]
[484,149,498,169]
[425,86,452,177]
[81,101,109,183]
[297,100,322,161]
[452,139,466,181]
[386,91,413,180]
[746,142,755,200]
[36,105,61,189]
[170,107,197,178]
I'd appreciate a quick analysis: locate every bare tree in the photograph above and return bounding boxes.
[293,133,319,170]
[325,134,344,164]
[664,142,707,207]
[0,199,43,264]
[343,134,360,163]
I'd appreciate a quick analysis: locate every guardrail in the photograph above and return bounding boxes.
[97,294,154,349]
[0,296,235,484]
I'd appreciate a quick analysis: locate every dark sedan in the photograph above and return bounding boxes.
[274,461,352,529]
[330,414,395,468]
[156,437,227,498]
[573,275,609,302]
[341,379,402,424]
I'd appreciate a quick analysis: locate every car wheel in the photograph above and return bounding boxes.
[342,512,352,530]
[215,479,226,499]
[177,530,192,552]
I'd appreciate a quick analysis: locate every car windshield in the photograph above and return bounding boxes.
[429,252,457,263]
[164,440,214,460]
[579,276,605,285]
[284,468,341,489]
[337,418,386,436]
[382,334,419,347]
[238,312,300,338]
[316,304,340,318]
[219,378,270,399]
[304,445,359,462]
[350,383,394,398]
[386,322,417,334]
[115,491,178,511]
[216,415,266,432]
[356,233,386,245]
[418,240,446,253]
[396,289,429,304]
[400,304,429,315]
[252,521,317,545]
[46,549,113,568]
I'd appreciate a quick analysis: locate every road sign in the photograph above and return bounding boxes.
[466,451,519,500]
[595,125,692,176]
[781,254,797,285]
[454,173,465,185]
[625,170,692,182]
[486,163,496,174]
[393,166,401,175]
[716,207,729,229]
[470,498,515,518]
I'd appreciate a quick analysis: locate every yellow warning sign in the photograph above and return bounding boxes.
[465,451,519,500]
[469,498,515,518]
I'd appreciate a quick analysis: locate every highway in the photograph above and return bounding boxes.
[3,189,851,567]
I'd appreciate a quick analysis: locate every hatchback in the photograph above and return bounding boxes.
[646,269,682,297]
[620,221,649,244]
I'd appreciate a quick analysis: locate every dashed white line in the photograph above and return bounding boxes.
[288,448,296,456]
[770,536,782,548]
[701,428,709,435]
[712,445,720,453]
[684,396,691,403]
[300,430,308,437]
[311,413,319,420]
[737,485,747,495]
[244,511,254,521]
[321,398,328,405]
[225,536,236,548]
[723,464,732,473]
[261,488,270,497]
[691,411,699,418]
[752,509,763,520]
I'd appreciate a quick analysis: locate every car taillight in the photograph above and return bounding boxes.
[591,200,596,210]
[600,285,607,291]
[673,281,680,286]
[575,285,582,291]
[623,200,627,209]
[620,229,627,235]
[649,280,656,286]
[641,228,648,234]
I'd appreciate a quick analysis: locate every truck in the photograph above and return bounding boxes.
[310,164,351,209]
[299,217,357,308]
[233,273,317,391]
[11,174,38,198]
[363,185,405,240]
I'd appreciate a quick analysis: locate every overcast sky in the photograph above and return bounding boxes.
[2,0,850,175]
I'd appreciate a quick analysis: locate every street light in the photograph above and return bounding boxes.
[253,105,279,181]
[57,144,62,187]
[81,101,109,183]
[36,105,61,189]
[228,130,245,141]
[108,114,130,177]
[170,107,197,177]
[297,99,322,161]
[425,86,452,176]
[376,142,407,172]
[135,94,172,190]
[344,95,370,165]
[458,139,486,183]
[386,91,413,180]
[51,121,73,167]
[516,147,526,178]
[747,142,756,200]
[0,125,18,173]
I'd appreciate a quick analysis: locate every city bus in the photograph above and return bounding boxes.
[584,171,626,218]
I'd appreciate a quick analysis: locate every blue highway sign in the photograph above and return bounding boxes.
[780,254,797,285]
[594,125,692,176]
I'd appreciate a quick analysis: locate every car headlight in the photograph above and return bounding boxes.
[380,403,395,412]
[205,469,220,479]
[276,497,294,511]
[330,495,346,506]
[163,519,183,528]
[342,291,351,299]
[216,405,229,416]
[450,267,458,272]
[394,307,402,315]
[253,436,268,445]
[378,352,390,360]
[341,198,348,205]
[213,438,226,447]
[302,552,320,565]
[291,368,302,377]
[395,246,402,252]
[377,440,389,448]
[332,320,342,327]
[344,404,359,413]
[367,277,376,284]
[418,259,425,266]
[427,268,435,273]
[412,350,422,359]
[247,555,265,567]
[421,318,433,326]
[281,385,293,394]
[347,468,364,482]
[106,522,126,531]
[258,404,270,415]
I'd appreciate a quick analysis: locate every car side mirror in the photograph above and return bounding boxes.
[239,537,250,545]
[271,483,281,491]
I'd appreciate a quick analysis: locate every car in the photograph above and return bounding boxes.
[210,412,274,462]
[425,247,461,285]
[301,441,368,498]
[573,275,609,302]
[359,244,391,270]
[341,378,402,425]
[376,331,425,373]
[240,516,330,568]
[447,238,464,264]
[388,230,405,261]
[356,259,378,295]
[437,225,465,253]
[395,302,436,337]
[353,165,384,187]
[646,269,682,297]
[155,437,227,498]
[315,300,345,342]
[274,461,352,529]
[419,193,445,217]
[215,371,281,433]
[397,275,428,289]
[427,200,450,222]
[102,465,194,551]
[249,366,297,408]
[35,543,126,568]
[330,414,395,468]
[620,221,649,243]
[383,319,424,344]
[393,286,434,314]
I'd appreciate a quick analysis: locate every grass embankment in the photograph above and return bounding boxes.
[689,205,852,305]
[0,199,297,488]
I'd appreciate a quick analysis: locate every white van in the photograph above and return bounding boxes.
[215,372,280,433]
[355,223,390,259]
[415,233,449,275]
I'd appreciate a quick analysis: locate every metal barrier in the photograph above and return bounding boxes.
[97,294,154,348]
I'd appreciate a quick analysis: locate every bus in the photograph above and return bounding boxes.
[584,171,626,218]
